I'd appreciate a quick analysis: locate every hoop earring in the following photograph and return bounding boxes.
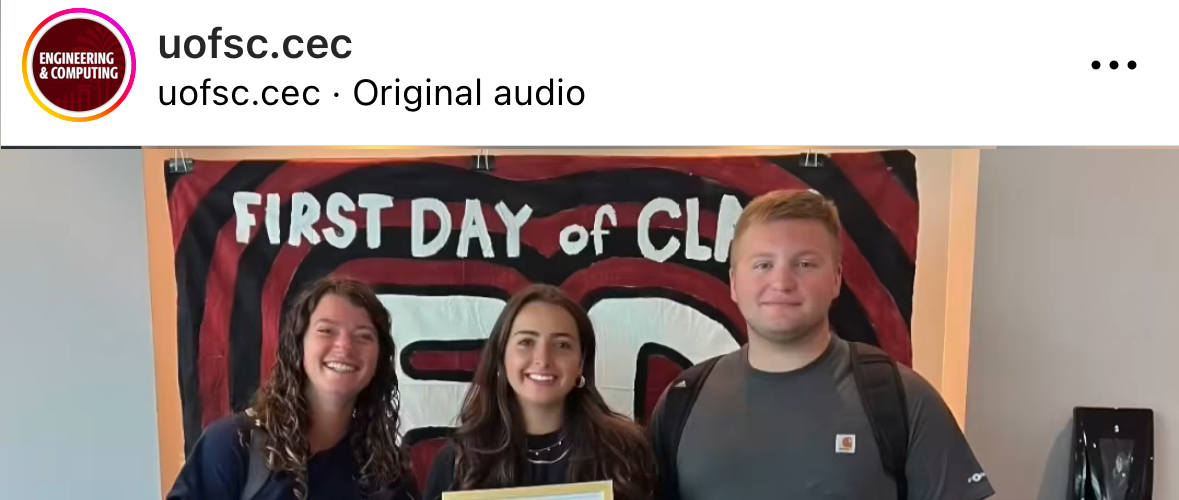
[577,375,586,388]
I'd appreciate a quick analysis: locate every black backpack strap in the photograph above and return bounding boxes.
[241,410,271,500]
[849,342,910,500]
[652,355,721,500]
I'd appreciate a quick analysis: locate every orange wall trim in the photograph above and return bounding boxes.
[143,149,184,498]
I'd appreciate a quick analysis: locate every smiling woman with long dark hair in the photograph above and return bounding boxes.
[167,277,415,500]
[423,284,656,500]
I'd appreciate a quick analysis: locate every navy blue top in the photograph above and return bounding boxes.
[423,431,572,500]
[167,413,416,500]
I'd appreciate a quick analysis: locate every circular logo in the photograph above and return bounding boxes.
[23,9,136,122]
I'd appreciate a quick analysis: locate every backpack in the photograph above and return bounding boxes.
[652,341,910,500]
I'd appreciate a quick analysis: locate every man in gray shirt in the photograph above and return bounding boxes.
[649,189,994,500]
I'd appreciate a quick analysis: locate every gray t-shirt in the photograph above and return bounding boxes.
[669,337,994,500]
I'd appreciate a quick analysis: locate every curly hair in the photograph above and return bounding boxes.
[246,277,407,499]
[451,284,657,500]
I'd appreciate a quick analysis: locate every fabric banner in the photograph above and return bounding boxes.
[165,152,919,484]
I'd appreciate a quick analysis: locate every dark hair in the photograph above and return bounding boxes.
[247,277,407,499]
[451,284,656,500]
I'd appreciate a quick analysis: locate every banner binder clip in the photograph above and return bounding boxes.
[166,149,194,174]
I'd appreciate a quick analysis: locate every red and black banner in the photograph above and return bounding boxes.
[166,153,918,484]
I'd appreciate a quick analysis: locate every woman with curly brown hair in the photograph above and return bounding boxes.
[423,284,656,500]
[167,277,415,500]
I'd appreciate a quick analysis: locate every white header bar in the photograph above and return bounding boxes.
[2,1,1176,146]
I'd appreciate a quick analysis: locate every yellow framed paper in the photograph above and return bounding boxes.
[441,480,613,500]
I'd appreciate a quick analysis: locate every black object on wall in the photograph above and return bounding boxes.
[1068,407,1154,500]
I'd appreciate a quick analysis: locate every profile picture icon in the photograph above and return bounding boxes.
[23,8,136,122]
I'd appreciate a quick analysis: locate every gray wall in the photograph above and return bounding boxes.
[0,149,160,499]
[967,148,1178,499]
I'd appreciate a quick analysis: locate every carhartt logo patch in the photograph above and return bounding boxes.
[835,434,856,454]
